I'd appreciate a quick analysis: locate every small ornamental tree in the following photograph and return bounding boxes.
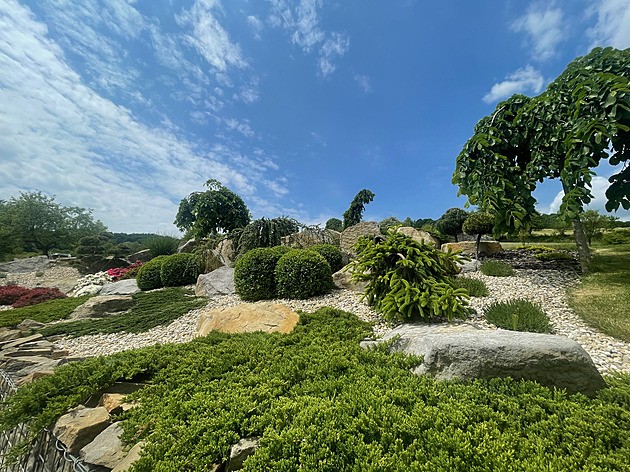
[174,180,251,239]
[347,228,469,323]
[342,189,375,229]
[580,210,617,246]
[435,208,469,242]
[462,212,495,260]
[325,218,343,231]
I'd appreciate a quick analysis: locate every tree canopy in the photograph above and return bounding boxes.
[342,189,375,229]
[174,180,251,239]
[435,208,469,242]
[453,47,630,271]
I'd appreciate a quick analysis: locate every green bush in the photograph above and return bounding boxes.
[516,245,555,253]
[534,251,573,261]
[144,235,180,258]
[234,246,291,301]
[5,308,629,471]
[348,228,469,322]
[309,244,343,272]
[480,260,514,277]
[160,253,202,287]
[602,231,630,245]
[0,295,92,328]
[485,299,552,333]
[453,276,489,297]
[136,255,169,291]
[275,249,333,299]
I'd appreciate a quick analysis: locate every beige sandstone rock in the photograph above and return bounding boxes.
[396,226,440,247]
[111,441,145,472]
[332,268,367,292]
[80,422,127,469]
[281,228,341,249]
[441,241,503,255]
[52,406,110,455]
[340,221,381,259]
[197,303,299,336]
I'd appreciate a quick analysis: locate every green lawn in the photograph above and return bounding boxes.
[568,245,630,343]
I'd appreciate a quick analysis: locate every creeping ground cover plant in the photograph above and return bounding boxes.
[348,228,470,322]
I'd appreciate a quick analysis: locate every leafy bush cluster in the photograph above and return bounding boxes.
[348,229,469,322]
[39,288,206,338]
[0,285,66,308]
[602,230,630,245]
[453,276,489,297]
[485,299,552,333]
[3,308,629,471]
[0,295,92,328]
[308,244,343,273]
[235,247,333,301]
[480,260,514,277]
[136,254,202,291]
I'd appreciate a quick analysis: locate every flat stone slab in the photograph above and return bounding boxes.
[197,303,299,336]
[100,279,140,295]
[362,323,607,398]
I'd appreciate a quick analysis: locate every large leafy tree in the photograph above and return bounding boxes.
[453,47,630,272]
[174,180,251,239]
[2,191,106,255]
[342,189,375,229]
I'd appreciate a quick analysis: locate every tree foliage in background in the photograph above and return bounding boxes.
[453,47,630,272]
[174,180,251,239]
[462,212,495,260]
[580,209,617,246]
[325,218,343,231]
[236,217,300,258]
[342,189,375,229]
[435,208,469,242]
[0,191,106,257]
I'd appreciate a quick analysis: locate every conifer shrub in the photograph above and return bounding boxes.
[234,246,291,301]
[0,295,92,328]
[160,253,203,287]
[485,299,552,333]
[309,244,343,272]
[348,228,470,322]
[275,249,333,299]
[236,217,300,258]
[136,255,169,291]
[480,260,514,277]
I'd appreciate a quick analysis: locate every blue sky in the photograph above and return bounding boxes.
[1,0,629,233]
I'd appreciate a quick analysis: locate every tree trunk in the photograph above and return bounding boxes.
[572,218,591,273]
[475,233,481,261]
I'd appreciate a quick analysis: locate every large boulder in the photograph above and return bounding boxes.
[202,249,226,273]
[197,303,299,336]
[80,422,127,469]
[396,226,440,247]
[195,267,235,297]
[216,238,237,265]
[361,323,607,398]
[442,241,504,255]
[52,406,110,455]
[128,249,151,263]
[70,295,134,320]
[340,222,381,259]
[100,279,140,296]
[0,255,51,273]
[281,228,341,249]
[332,268,367,292]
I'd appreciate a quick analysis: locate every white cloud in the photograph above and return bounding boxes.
[482,65,545,104]
[511,3,565,61]
[177,0,247,72]
[587,0,630,49]
[0,0,283,233]
[354,74,372,93]
[318,33,350,78]
[246,15,264,40]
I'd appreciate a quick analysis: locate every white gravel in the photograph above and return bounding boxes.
[52,269,630,376]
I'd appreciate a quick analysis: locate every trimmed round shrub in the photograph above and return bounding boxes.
[485,299,551,333]
[160,253,203,287]
[480,260,514,277]
[275,249,333,300]
[136,255,169,291]
[310,244,343,273]
[234,246,291,301]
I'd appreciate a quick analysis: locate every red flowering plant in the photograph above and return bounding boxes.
[107,261,145,281]
[0,285,31,305]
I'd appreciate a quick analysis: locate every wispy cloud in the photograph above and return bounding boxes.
[587,0,630,49]
[354,74,372,93]
[268,0,349,77]
[511,3,565,61]
[482,65,545,104]
[246,15,264,40]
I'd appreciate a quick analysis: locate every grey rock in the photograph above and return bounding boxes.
[177,238,202,254]
[52,406,110,455]
[0,356,60,384]
[340,222,381,259]
[111,441,145,472]
[202,249,226,273]
[216,238,236,265]
[100,279,140,296]
[362,323,607,398]
[195,267,235,297]
[80,422,127,469]
[457,259,481,273]
[227,436,261,471]
[128,249,151,263]
[70,295,134,320]
[332,268,367,292]
[281,228,341,249]
[17,319,46,331]
[0,328,22,343]
[0,255,51,273]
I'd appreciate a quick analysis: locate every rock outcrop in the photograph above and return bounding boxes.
[80,422,127,469]
[396,226,440,247]
[281,228,341,249]
[332,268,367,292]
[69,295,134,320]
[52,406,110,455]
[195,267,235,297]
[100,279,140,296]
[197,303,299,336]
[340,222,381,259]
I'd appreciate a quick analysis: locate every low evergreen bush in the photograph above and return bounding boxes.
[160,253,202,287]
[136,255,169,291]
[275,249,333,299]
[309,244,343,272]
[234,246,290,301]
[480,260,514,277]
[453,276,489,297]
[0,295,92,328]
[485,299,552,333]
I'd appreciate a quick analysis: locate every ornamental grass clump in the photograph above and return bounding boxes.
[453,276,489,297]
[485,299,552,333]
[348,228,470,322]
[480,260,514,277]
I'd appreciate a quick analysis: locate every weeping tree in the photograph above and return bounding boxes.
[342,189,375,229]
[454,47,630,273]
